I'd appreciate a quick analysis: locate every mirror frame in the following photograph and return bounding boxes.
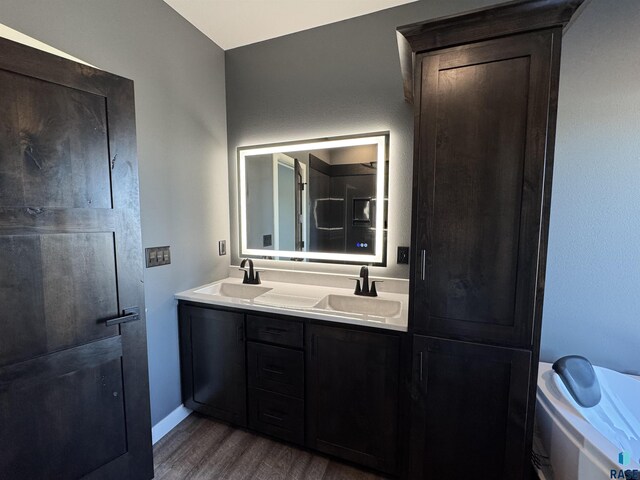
[238,132,389,265]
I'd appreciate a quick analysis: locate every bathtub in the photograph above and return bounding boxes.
[536,362,640,480]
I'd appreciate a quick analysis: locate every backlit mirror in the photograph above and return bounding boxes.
[238,133,388,265]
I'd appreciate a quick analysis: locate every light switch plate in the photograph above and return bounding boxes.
[146,246,171,267]
[218,240,227,256]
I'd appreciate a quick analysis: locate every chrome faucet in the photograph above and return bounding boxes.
[353,266,380,297]
[239,258,261,285]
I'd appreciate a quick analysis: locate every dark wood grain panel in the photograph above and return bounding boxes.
[248,341,304,398]
[0,78,22,204]
[247,314,304,348]
[41,232,119,352]
[0,355,127,479]
[306,325,400,474]
[0,233,119,366]
[0,235,47,367]
[411,31,557,347]
[0,335,122,391]
[0,68,111,209]
[0,207,116,235]
[410,336,531,479]
[248,387,305,445]
[429,56,529,327]
[180,305,247,426]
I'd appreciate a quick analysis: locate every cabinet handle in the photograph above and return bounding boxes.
[311,334,316,357]
[263,411,284,422]
[418,351,424,382]
[420,249,426,281]
[237,323,245,343]
[263,365,284,375]
[265,327,285,335]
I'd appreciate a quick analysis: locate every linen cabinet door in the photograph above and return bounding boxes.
[410,30,561,347]
[409,335,531,480]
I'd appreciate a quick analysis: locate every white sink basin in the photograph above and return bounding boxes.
[194,282,272,300]
[315,294,402,318]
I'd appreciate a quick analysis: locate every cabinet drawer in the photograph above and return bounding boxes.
[246,315,303,348]
[248,342,304,398]
[248,388,304,445]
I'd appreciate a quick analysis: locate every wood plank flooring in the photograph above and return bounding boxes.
[153,414,389,480]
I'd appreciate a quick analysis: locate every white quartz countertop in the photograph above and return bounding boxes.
[175,277,408,332]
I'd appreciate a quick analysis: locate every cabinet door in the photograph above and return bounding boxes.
[179,305,246,426]
[410,335,531,479]
[411,30,560,347]
[306,324,399,474]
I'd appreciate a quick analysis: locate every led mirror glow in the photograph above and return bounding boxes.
[238,133,388,265]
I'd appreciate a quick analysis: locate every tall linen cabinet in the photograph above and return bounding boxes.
[397,1,585,478]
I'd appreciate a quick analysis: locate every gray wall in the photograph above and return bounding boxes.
[0,0,230,424]
[227,0,640,374]
[541,0,640,375]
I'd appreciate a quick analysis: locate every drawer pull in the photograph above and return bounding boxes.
[264,327,286,335]
[263,365,284,375]
[263,411,284,422]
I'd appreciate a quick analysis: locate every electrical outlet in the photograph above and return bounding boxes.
[146,246,171,267]
[397,246,410,264]
[218,240,227,256]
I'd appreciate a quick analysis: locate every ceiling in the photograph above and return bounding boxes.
[163,0,418,50]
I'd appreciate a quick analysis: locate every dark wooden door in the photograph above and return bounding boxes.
[411,30,560,347]
[0,38,152,479]
[179,305,247,426]
[410,335,531,479]
[306,324,400,474]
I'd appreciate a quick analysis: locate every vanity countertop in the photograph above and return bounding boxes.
[175,277,408,332]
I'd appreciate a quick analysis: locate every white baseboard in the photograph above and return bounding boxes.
[152,404,192,445]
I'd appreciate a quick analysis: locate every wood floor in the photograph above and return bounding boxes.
[153,414,389,480]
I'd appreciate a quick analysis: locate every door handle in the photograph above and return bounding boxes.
[105,307,140,327]
[420,249,426,281]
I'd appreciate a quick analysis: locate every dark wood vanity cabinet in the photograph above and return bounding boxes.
[397,1,585,478]
[179,304,247,426]
[178,302,402,475]
[306,324,400,474]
